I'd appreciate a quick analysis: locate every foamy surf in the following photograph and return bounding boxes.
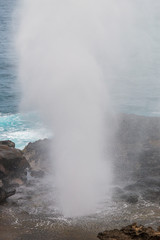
[0,112,51,149]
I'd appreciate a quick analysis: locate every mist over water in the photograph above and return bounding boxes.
[16,0,160,217]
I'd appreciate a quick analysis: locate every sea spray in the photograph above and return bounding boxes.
[15,0,136,216]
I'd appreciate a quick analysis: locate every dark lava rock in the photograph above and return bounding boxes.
[0,145,29,178]
[0,187,16,203]
[97,223,160,240]
[0,143,30,189]
[0,140,15,148]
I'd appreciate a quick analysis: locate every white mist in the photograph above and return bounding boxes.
[15,0,136,217]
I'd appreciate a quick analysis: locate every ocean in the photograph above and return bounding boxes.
[0,0,50,149]
[1,0,160,149]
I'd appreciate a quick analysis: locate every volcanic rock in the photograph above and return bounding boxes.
[0,187,16,203]
[114,114,160,203]
[0,140,15,148]
[23,139,51,174]
[115,114,160,180]
[0,143,30,187]
[97,223,160,240]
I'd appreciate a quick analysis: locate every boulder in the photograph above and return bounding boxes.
[0,143,30,188]
[23,139,51,174]
[0,145,29,176]
[97,223,160,240]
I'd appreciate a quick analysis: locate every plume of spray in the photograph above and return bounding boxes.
[15,0,138,217]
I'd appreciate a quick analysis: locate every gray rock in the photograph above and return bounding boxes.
[113,114,160,203]
[23,139,51,174]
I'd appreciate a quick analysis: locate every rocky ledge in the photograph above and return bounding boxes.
[0,140,29,202]
[97,223,160,240]
[1,113,160,205]
[0,139,49,203]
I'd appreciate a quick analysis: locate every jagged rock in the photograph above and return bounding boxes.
[0,145,29,178]
[0,143,30,189]
[23,139,51,173]
[0,141,31,203]
[97,223,160,240]
[0,187,16,203]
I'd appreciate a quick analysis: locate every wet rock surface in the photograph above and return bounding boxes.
[97,223,160,240]
[114,114,160,204]
[23,138,51,176]
[1,114,160,239]
[0,140,29,202]
[0,187,16,202]
[2,114,160,205]
[0,139,51,204]
[0,143,29,177]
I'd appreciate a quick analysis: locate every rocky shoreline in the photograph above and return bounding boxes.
[0,138,52,203]
[112,114,160,204]
[1,113,160,239]
[98,223,160,240]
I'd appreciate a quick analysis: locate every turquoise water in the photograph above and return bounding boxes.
[1,0,160,149]
[0,112,50,149]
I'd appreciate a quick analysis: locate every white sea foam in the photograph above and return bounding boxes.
[0,112,51,149]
